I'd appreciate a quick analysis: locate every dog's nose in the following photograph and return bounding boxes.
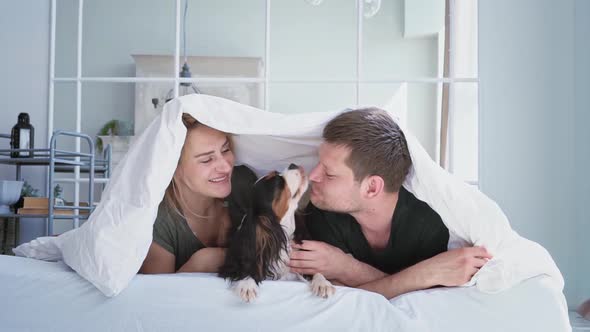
[288,163,299,170]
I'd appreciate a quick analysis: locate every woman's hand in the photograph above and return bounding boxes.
[177,247,227,273]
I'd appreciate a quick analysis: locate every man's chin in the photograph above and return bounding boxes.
[310,198,334,212]
[309,195,322,207]
[311,199,354,214]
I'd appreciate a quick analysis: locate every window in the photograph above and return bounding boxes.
[50,0,479,207]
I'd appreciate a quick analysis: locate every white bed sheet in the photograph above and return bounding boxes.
[0,255,571,332]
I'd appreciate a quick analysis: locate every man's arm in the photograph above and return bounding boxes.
[358,246,492,298]
[289,241,492,299]
[290,240,388,286]
[356,263,429,298]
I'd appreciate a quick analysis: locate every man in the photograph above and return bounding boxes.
[289,108,492,299]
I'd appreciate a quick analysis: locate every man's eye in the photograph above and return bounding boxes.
[201,159,212,164]
[222,148,231,153]
[326,174,335,179]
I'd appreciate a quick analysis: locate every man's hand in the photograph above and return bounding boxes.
[288,240,351,280]
[356,246,492,299]
[418,246,493,287]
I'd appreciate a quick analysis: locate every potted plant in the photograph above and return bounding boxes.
[96,120,134,168]
[96,120,118,153]
[13,180,39,210]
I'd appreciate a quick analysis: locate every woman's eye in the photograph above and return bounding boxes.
[222,148,231,153]
[326,174,335,179]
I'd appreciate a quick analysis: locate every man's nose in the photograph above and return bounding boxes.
[309,165,321,182]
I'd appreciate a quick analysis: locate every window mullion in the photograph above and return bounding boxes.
[174,0,181,99]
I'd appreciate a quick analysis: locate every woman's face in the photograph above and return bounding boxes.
[174,125,235,199]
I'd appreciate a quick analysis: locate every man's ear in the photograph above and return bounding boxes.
[361,175,385,199]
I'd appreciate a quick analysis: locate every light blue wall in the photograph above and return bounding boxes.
[479,0,584,308]
[575,0,590,308]
[0,0,50,243]
[0,0,49,179]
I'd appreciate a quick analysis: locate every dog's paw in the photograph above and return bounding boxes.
[310,273,335,298]
[234,278,259,303]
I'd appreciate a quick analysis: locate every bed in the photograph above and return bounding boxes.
[7,95,572,331]
[0,254,571,331]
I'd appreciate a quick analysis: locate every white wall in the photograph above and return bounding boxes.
[575,0,590,308]
[479,0,585,309]
[0,0,50,243]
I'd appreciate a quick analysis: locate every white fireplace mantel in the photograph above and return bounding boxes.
[132,54,264,136]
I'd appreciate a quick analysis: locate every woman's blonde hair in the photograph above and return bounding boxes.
[163,113,201,219]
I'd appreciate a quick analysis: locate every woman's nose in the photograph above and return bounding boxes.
[217,156,233,172]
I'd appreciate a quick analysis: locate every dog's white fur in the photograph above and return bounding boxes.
[234,167,335,302]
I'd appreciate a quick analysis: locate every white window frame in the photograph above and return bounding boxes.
[47,0,480,227]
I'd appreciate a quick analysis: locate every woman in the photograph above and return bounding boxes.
[140,113,255,274]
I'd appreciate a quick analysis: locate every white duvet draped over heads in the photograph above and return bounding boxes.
[14,94,563,297]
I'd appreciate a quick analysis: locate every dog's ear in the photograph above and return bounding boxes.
[219,212,288,284]
[227,165,258,229]
[255,214,289,281]
[218,211,259,283]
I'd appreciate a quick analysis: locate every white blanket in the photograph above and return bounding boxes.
[14,94,563,298]
[0,255,571,332]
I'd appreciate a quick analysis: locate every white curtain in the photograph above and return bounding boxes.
[441,0,479,183]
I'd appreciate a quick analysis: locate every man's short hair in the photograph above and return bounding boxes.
[323,107,412,193]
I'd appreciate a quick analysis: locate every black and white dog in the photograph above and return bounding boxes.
[219,164,335,302]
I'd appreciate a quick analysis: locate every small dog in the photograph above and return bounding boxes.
[219,163,335,303]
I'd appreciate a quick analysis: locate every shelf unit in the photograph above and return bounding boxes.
[0,130,111,240]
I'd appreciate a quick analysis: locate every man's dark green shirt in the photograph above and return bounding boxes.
[305,187,449,274]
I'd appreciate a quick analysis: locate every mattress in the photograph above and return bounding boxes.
[0,255,571,332]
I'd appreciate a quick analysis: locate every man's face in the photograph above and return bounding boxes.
[308,142,362,213]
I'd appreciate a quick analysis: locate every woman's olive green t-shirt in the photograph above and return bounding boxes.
[152,165,257,271]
